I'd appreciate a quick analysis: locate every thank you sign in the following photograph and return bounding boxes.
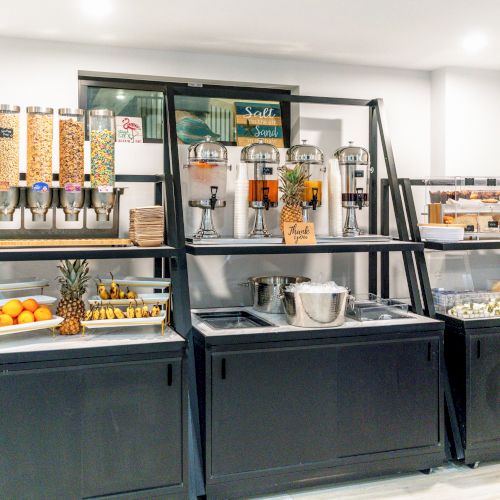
[283,222,317,245]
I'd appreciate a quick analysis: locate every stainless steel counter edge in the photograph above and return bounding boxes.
[191,306,444,345]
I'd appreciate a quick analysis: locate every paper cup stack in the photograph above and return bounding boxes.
[234,163,249,238]
[129,206,165,247]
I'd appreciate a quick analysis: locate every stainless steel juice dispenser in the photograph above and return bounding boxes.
[334,141,371,237]
[285,140,325,223]
[185,136,229,239]
[241,139,280,238]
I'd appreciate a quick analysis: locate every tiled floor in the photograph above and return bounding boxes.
[253,462,500,499]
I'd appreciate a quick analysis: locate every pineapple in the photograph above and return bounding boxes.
[56,259,90,335]
[278,163,309,235]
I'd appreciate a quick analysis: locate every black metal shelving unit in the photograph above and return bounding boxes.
[382,177,500,468]
[166,86,448,498]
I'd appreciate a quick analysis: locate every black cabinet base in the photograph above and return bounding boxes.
[204,451,446,500]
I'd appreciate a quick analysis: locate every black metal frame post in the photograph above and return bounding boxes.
[368,104,378,295]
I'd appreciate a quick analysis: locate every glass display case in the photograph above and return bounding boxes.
[425,177,500,238]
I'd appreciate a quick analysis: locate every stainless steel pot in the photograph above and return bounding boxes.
[243,276,310,314]
[282,288,350,327]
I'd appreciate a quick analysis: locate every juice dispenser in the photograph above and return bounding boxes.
[334,141,371,237]
[185,136,229,239]
[241,139,280,238]
[285,140,325,223]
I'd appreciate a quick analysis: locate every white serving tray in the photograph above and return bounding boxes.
[81,311,166,332]
[0,278,50,292]
[0,316,64,336]
[88,293,169,306]
[0,295,57,307]
[97,276,171,288]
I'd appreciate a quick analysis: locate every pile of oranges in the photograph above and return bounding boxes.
[0,298,52,327]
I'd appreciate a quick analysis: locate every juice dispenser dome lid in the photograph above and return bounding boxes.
[286,140,324,164]
[188,136,228,163]
[334,141,369,165]
[241,139,280,163]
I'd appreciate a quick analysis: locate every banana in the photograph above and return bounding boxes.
[114,307,125,319]
[106,307,115,320]
[151,303,161,317]
[99,306,107,320]
[126,304,135,319]
[126,287,137,299]
[92,307,100,320]
[118,288,126,299]
[142,301,150,318]
[85,308,93,321]
[109,272,119,299]
[97,281,110,300]
[134,300,143,319]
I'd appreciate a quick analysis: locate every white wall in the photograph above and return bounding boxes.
[0,37,432,306]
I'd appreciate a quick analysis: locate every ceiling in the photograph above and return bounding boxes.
[2,0,500,70]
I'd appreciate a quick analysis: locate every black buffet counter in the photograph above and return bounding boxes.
[193,308,446,500]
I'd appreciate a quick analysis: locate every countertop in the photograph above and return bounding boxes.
[192,306,443,346]
[0,325,185,365]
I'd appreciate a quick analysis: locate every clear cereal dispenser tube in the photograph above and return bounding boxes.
[0,105,20,189]
[59,108,85,189]
[26,106,54,188]
[90,109,115,190]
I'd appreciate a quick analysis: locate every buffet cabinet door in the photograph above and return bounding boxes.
[337,338,440,457]
[468,333,500,446]
[80,358,183,498]
[0,368,82,500]
[210,345,338,477]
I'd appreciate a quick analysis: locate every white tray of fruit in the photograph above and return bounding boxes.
[0,278,50,292]
[0,298,63,336]
[88,293,169,306]
[0,295,57,307]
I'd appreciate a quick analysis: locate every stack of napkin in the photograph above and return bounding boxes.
[129,206,164,247]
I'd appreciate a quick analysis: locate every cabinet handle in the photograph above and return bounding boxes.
[427,342,432,361]
[167,364,173,386]
[221,358,226,380]
[476,340,481,359]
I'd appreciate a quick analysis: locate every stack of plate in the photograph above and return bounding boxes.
[129,206,164,247]
[418,224,465,242]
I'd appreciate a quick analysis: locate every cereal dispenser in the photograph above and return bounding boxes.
[185,137,229,239]
[58,108,85,221]
[90,109,116,221]
[334,141,371,237]
[285,140,325,223]
[26,106,54,222]
[241,139,280,238]
[0,105,20,221]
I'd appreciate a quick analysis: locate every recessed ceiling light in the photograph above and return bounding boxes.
[80,0,113,18]
[462,33,488,53]
[116,94,125,100]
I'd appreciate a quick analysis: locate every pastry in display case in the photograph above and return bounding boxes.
[425,177,500,239]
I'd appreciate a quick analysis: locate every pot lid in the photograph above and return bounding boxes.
[0,105,20,113]
[240,139,280,163]
[89,109,115,117]
[188,136,228,163]
[334,141,369,165]
[286,140,324,164]
[58,108,85,116]
[26,106,53,114]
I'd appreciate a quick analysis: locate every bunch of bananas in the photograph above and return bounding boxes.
[84,301,162,321]
[97,273,138,301]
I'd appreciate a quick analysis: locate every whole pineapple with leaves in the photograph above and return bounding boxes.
[56,259,90,335]
[278,162,309,234]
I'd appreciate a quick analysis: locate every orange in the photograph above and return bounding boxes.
[17,310,35,324]
[22,298,39,313]
[2,299,23,318]
[34,307,52,322]
[0,314,14,327]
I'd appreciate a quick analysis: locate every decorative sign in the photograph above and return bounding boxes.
[32,182,49,193]
[235,102,284,148]
[116,116,143,143]
[283,222,317,245]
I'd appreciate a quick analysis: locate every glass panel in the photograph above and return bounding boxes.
[86,87,163,142]
[174,95,286,147]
